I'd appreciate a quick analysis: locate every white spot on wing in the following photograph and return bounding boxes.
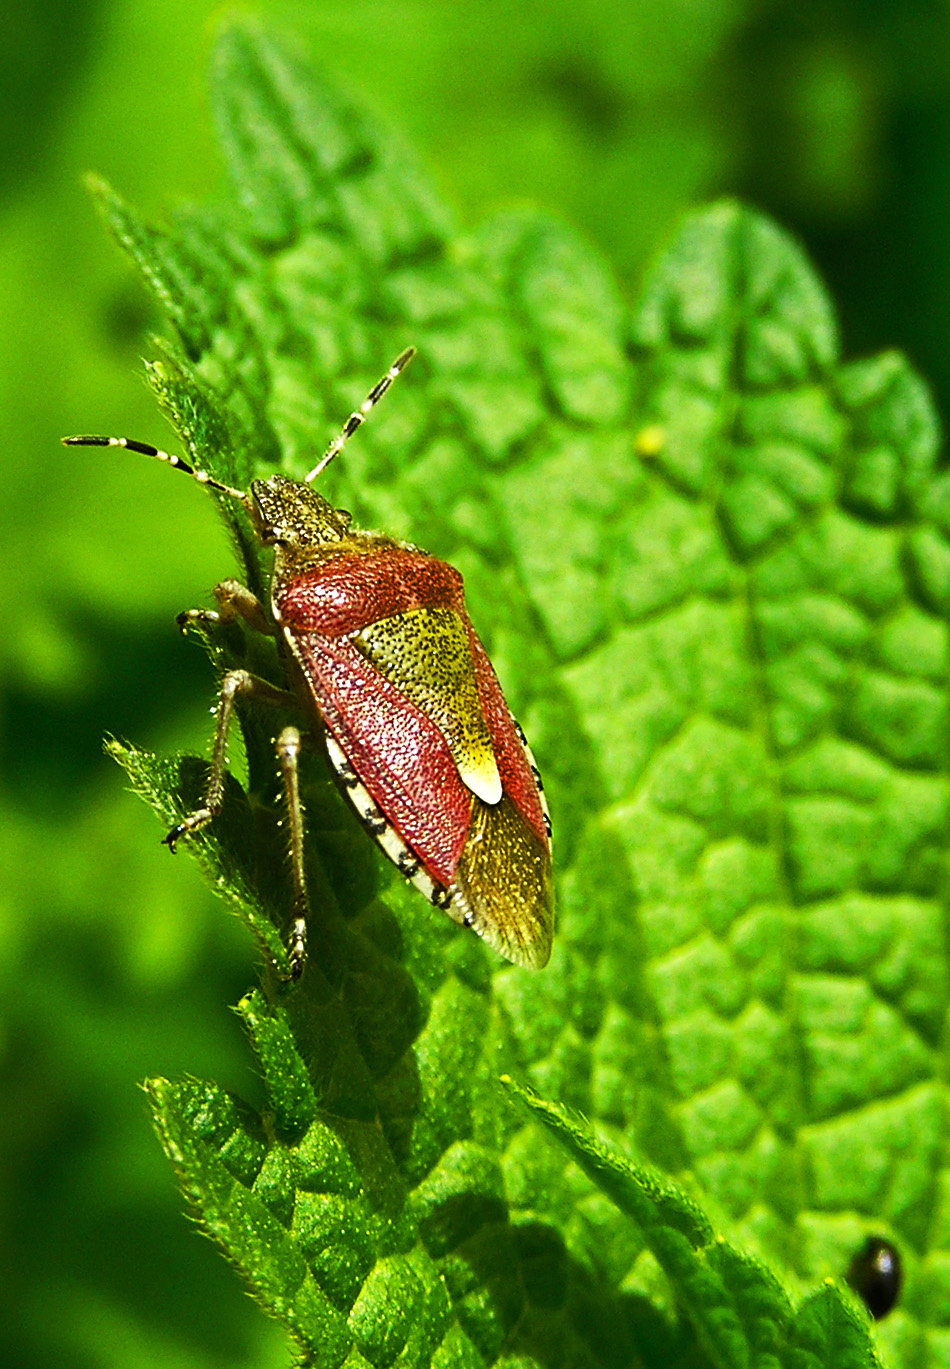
[459,755,503,806]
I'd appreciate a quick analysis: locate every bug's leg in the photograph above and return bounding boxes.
[163,670,297,848]
[275,726,309,981]
[177,579,273,637]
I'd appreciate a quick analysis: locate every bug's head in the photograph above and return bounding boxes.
[248,474,353,548]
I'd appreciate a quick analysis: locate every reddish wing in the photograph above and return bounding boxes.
[467,628,549,847]
[277,546,553,966]
[289,630,472,884]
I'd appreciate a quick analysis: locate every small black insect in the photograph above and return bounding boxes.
[846,1236,902,1320]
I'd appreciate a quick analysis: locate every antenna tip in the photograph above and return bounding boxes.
[62,435,107,447]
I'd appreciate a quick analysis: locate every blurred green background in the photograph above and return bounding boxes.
[4,1,950,1365]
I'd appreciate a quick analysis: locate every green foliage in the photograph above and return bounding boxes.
[505,1077,875,1369]
[79,16,950,1369]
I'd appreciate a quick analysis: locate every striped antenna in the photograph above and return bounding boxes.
[61,434,245,500]
[305,347,415,484]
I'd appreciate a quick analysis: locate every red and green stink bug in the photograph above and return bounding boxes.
[65,350,554,977]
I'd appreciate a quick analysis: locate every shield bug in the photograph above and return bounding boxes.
[64,350,554,978]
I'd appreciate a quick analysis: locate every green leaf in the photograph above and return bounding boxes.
[503,1077,875,1369]
[91,14,950,1368]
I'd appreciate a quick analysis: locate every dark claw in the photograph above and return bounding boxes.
[163,825,185,852]
[176,608,219,636]
[285,917,307,982]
